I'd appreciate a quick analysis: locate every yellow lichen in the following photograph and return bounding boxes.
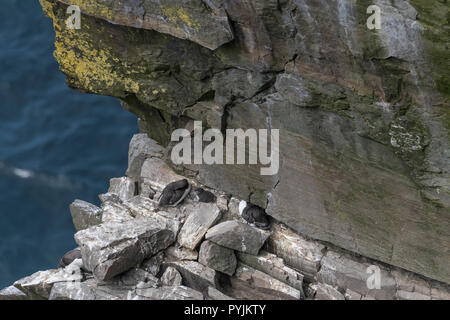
[162,6,199,30]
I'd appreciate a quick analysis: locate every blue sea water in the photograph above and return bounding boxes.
[0,0,137,288]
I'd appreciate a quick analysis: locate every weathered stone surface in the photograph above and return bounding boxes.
[165,245,198,262]
[0,286,28,300]
[127,133,164,180]
[392,269,431,297]
[165,261,217,292]
[345,288,362,300]
[57,0,233,50]
[309,283,345,301]
[140,252,165,277]
[113,268,159,288]
[70,199,102,231]
[98,192,122,205]
[228,263,301,300]
[178,203,221,250]
[206,286,234,301]
[108,177,136,201]
[101,201,133,223]
[199,241,237,276]
[265,223,325,281]
[41,0,450,284]
[317,251,397,300]
[74,218,175,281]
[431,283,450,300]
[397,290,431,300]
[133,286,203,300]
[140,157,188,192]
[237,251,304,293]
[49,282,119,300]
[14,266,83,300]
[205,221,270,255]
[161,267,183,287]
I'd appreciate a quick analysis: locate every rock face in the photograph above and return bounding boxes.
[74,218,175,281]
[40,0,450,284]
[199,240,237,276]
[70,200,102,231]
[205,221,270,255]
[177,203,222,250]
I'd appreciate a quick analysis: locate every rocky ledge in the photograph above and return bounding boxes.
[1,134,449,300]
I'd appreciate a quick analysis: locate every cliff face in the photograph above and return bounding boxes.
[40,0,450,284]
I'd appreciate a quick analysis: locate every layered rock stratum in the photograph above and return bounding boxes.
[1,0,448,300]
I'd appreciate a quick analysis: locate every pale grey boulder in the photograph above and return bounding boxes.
[206,287,235,301]
[126,134,164,180]
[178,202,222,250]
[237,250,304,293]
[165,261,218,292]
[317,251,397,300]
[165,245,198,262]
[49,282,119,300]
[0,286,28,300]
[265,223,325,281]
[108,177,136,201]
[228,263,301,300]
[205,221,270,255]
[98,192,122,205]
[74,217,175,281]
[101,201,133,223]
[397,290,431,300]
[133,286,203,300]
[161,267,183,286]
[198,241,237,276]
[14,266,83,300]
[70,199,102,231]
[309,283,345,300]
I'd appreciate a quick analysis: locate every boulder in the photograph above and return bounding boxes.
[161,267,183,286]
[178,203,221,250]
[101,201,133,223]
[198,241,237,276]
[317,251,397,300]
[164,261,217,292]
[206,287,234,301]
[74,217,175,281]
[397,290,431,300]
[140,157,187,192]
[133,286,203,300]
[14,266,83,300]
[0,286,28,300]
[127,134,164,180]
[165,245,198,262]
[70,200,102,231]
[108,177,136,201]
[140,252,165,276]
[265,223,324,281]
[237,251,304,293]
[309,283,345,300]
[205,221,270,255]
[49,282,119,300]
[228,263,301,300]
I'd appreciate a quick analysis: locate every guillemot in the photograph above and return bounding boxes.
[58,248,82,268]
[239,200,270,230]
[158,179,191,207]
[192,187,216,203]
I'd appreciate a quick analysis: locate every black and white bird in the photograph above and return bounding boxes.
[193,187,216,203]
[239,200,270,230]
[158,179,191,207]
[58,248,82,268]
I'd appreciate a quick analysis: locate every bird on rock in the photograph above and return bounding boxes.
[239,200,270,230]
[58,248,82,268]
[192,187,216,203]
[158,179,191,207]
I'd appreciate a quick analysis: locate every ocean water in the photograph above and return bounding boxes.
[0,0,137,288]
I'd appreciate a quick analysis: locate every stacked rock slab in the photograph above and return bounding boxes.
[3,134,449,300]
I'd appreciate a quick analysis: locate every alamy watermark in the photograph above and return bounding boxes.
[170,121,279,176]
[366,265,382,289]
[367,5,382,30]
[66,5,81,30]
